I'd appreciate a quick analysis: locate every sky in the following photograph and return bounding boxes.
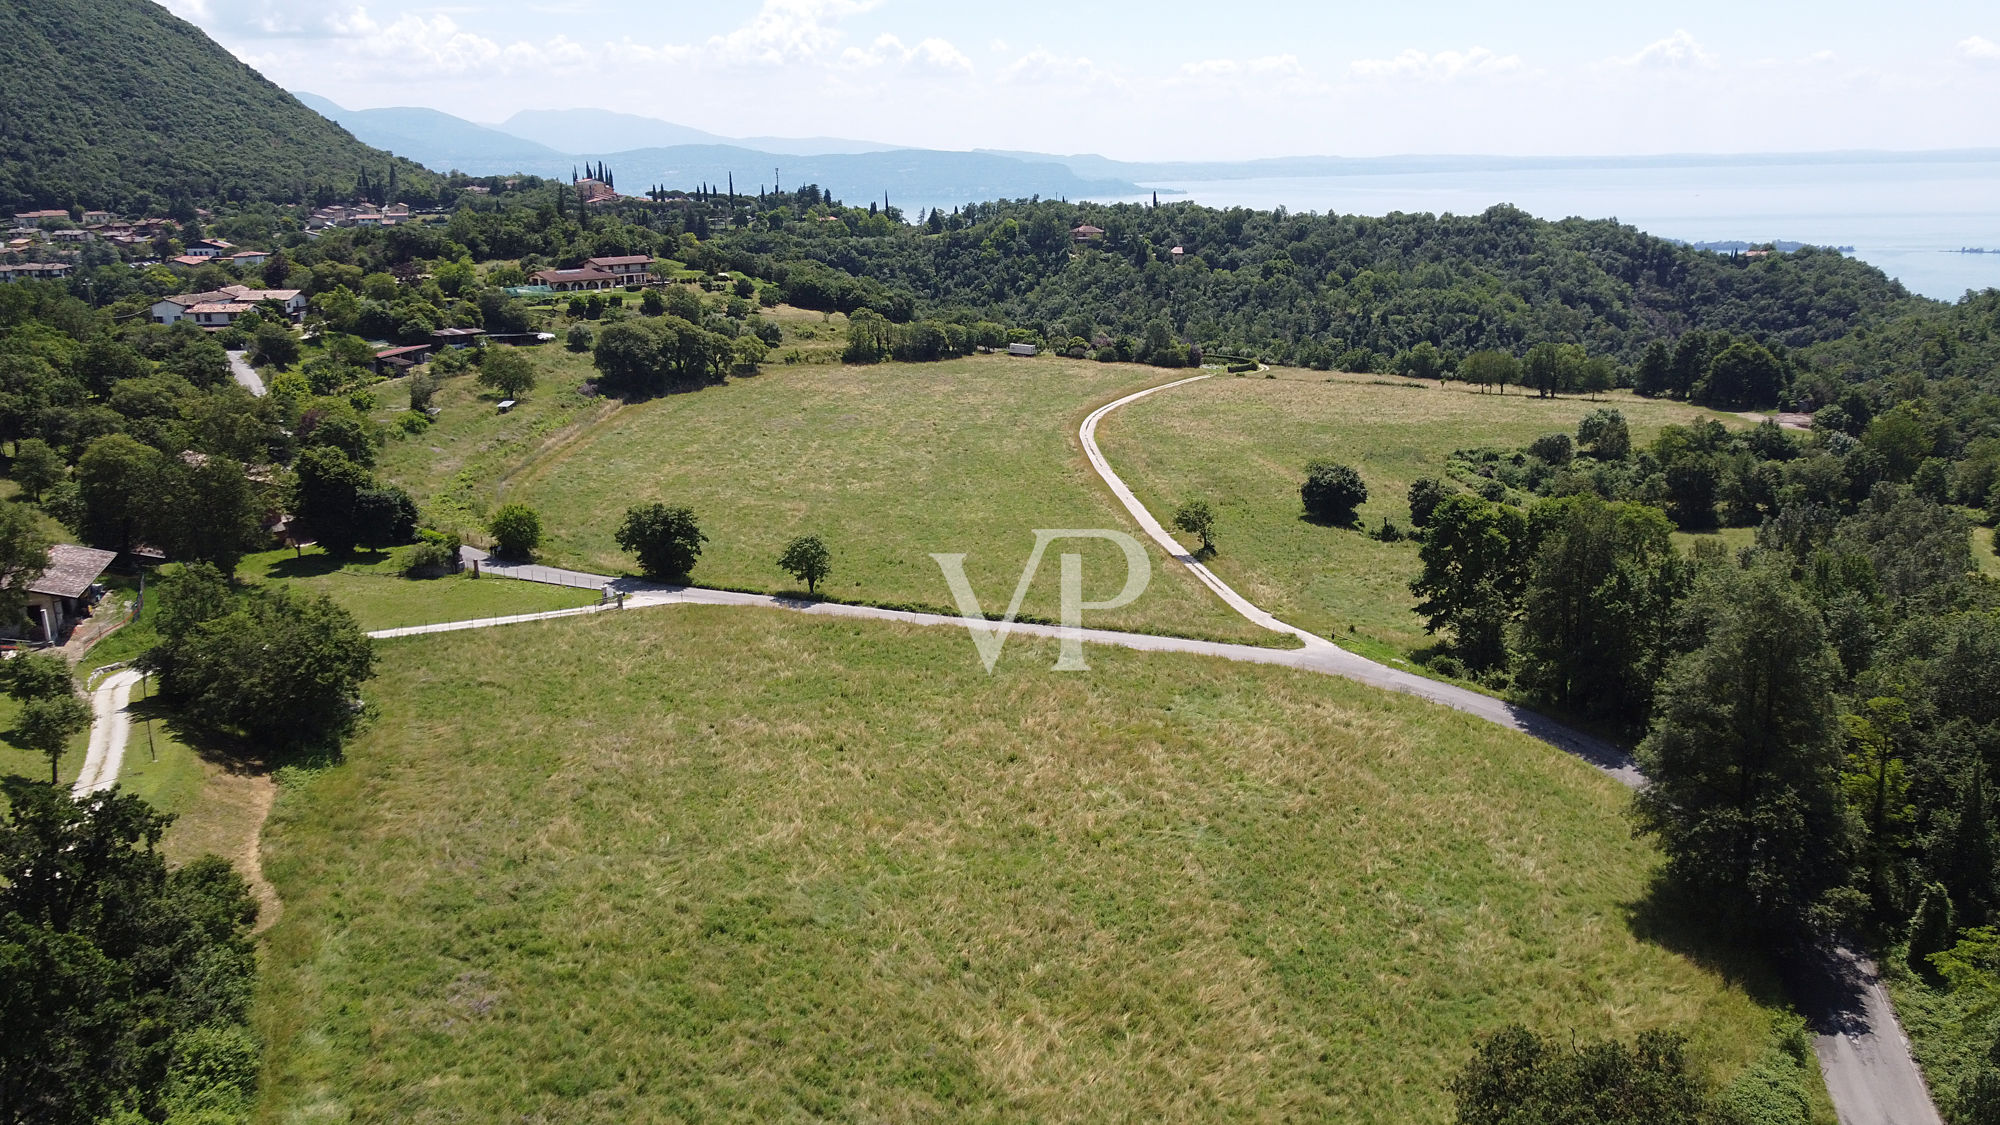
[157,0,2000,160]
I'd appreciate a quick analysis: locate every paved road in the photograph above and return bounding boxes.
[225,350,265,397]
[72,669,143,797]
[1084,375,1939,1125]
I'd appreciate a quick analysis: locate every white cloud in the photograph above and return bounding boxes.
[999,48,1116,86]
[702,0,878,67]
[1349,46,1521,81]
[1960,35,2000,64]
[841,33,973,74]
[1606,30,1719,70]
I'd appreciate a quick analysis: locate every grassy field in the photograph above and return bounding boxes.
[252,606,1803,1124]
[1096,370,1743,664]
[375,350,1273,644]
[235,549,600,633]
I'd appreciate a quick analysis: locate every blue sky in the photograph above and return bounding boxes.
[159,0,2000,158]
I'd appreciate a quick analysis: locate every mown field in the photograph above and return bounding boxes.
[1096,370,1743,665]
[253,606,1801,1124]
[373,348,1272,644]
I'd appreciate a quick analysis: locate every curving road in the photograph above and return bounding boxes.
[312,372,1942,1123]
[1083,374,1939,1125]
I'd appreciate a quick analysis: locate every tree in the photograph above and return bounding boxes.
[1172,499,1216,554]
[155,453,261,578]
[565,324,593,353]
[1575,408,1631,461]
[290,447,373,555]
[1450,1025,1724,1125]
[247,322,299,369]
[777,535,832,595]
[354,487,419,551]
[1406,478,1451,529]
[406,369,439,414]
[13,695,91,786]
[76,434,167,553]
[0,777,258,1125]
[1410,496,1528,673]
[1514,496,1682,727]
[1528,433,1574,466]
[1458,350,1518,394]
[475,348,536,399]
[4,653,88,784]
[1634,339,1673,397]
[1695,341,1785,409]
[616,503,706,581]
[152,586,374,752]
[486,503,541,559]
[1521,342,1585,398]
[1301,461,1368,525]
[640,288,666,316]
[0,504,50,632]
[10,439,62,502]
[1634,566,1854,934]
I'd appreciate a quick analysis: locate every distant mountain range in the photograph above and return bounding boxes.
[294,94,1143,209]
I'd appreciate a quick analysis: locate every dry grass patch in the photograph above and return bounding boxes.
[254,606,1787,1123]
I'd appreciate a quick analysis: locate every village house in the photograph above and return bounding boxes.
[187,301,256,328]
[16,544,117,644]
[228,249,271,268]
[0,262,76,282]
[529,265,620,292]
[169,254,211,268]
[150,285,305,325]
[1071,224,1106,243]
[11,209,69,228]
[430,327,486,349]
[82,210,114,226]
[373,344,432,374]
[183,238,235,258]
[586,254,655,283]
[47,228,92,244]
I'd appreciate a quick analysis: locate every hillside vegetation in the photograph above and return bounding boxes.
[0,0,436,211]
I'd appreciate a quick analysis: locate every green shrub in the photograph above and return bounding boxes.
[1302,460,1368,525]
[487,503,541,560]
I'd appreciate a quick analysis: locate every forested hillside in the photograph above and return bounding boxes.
[701,198,1924,370]
[0,0,437,211]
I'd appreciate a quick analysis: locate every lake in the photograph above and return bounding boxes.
[1132,157,2000,302]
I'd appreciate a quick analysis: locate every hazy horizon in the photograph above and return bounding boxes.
[159,0,2000,162]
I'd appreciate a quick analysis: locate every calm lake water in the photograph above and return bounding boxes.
[1134,158,2000,302]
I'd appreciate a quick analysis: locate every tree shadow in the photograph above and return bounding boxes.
[1296,511,1363,531]
[261,549,392,580]
[133,697,322,775]
[1621,871,1793,1009]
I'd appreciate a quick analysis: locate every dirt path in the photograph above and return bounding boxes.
[72,668,142,796]
[225,350,266,397]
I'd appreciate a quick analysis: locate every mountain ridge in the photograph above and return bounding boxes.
[0,0,434,210]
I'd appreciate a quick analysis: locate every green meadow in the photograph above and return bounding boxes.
[252,606,1801,1124]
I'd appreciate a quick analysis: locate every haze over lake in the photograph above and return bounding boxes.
[1126,156,2000,301]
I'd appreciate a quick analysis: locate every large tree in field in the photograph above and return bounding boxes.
[1634,566,1854,934]
[616,503,706,581]
[151,586,374,753]
[290,447,372,555]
